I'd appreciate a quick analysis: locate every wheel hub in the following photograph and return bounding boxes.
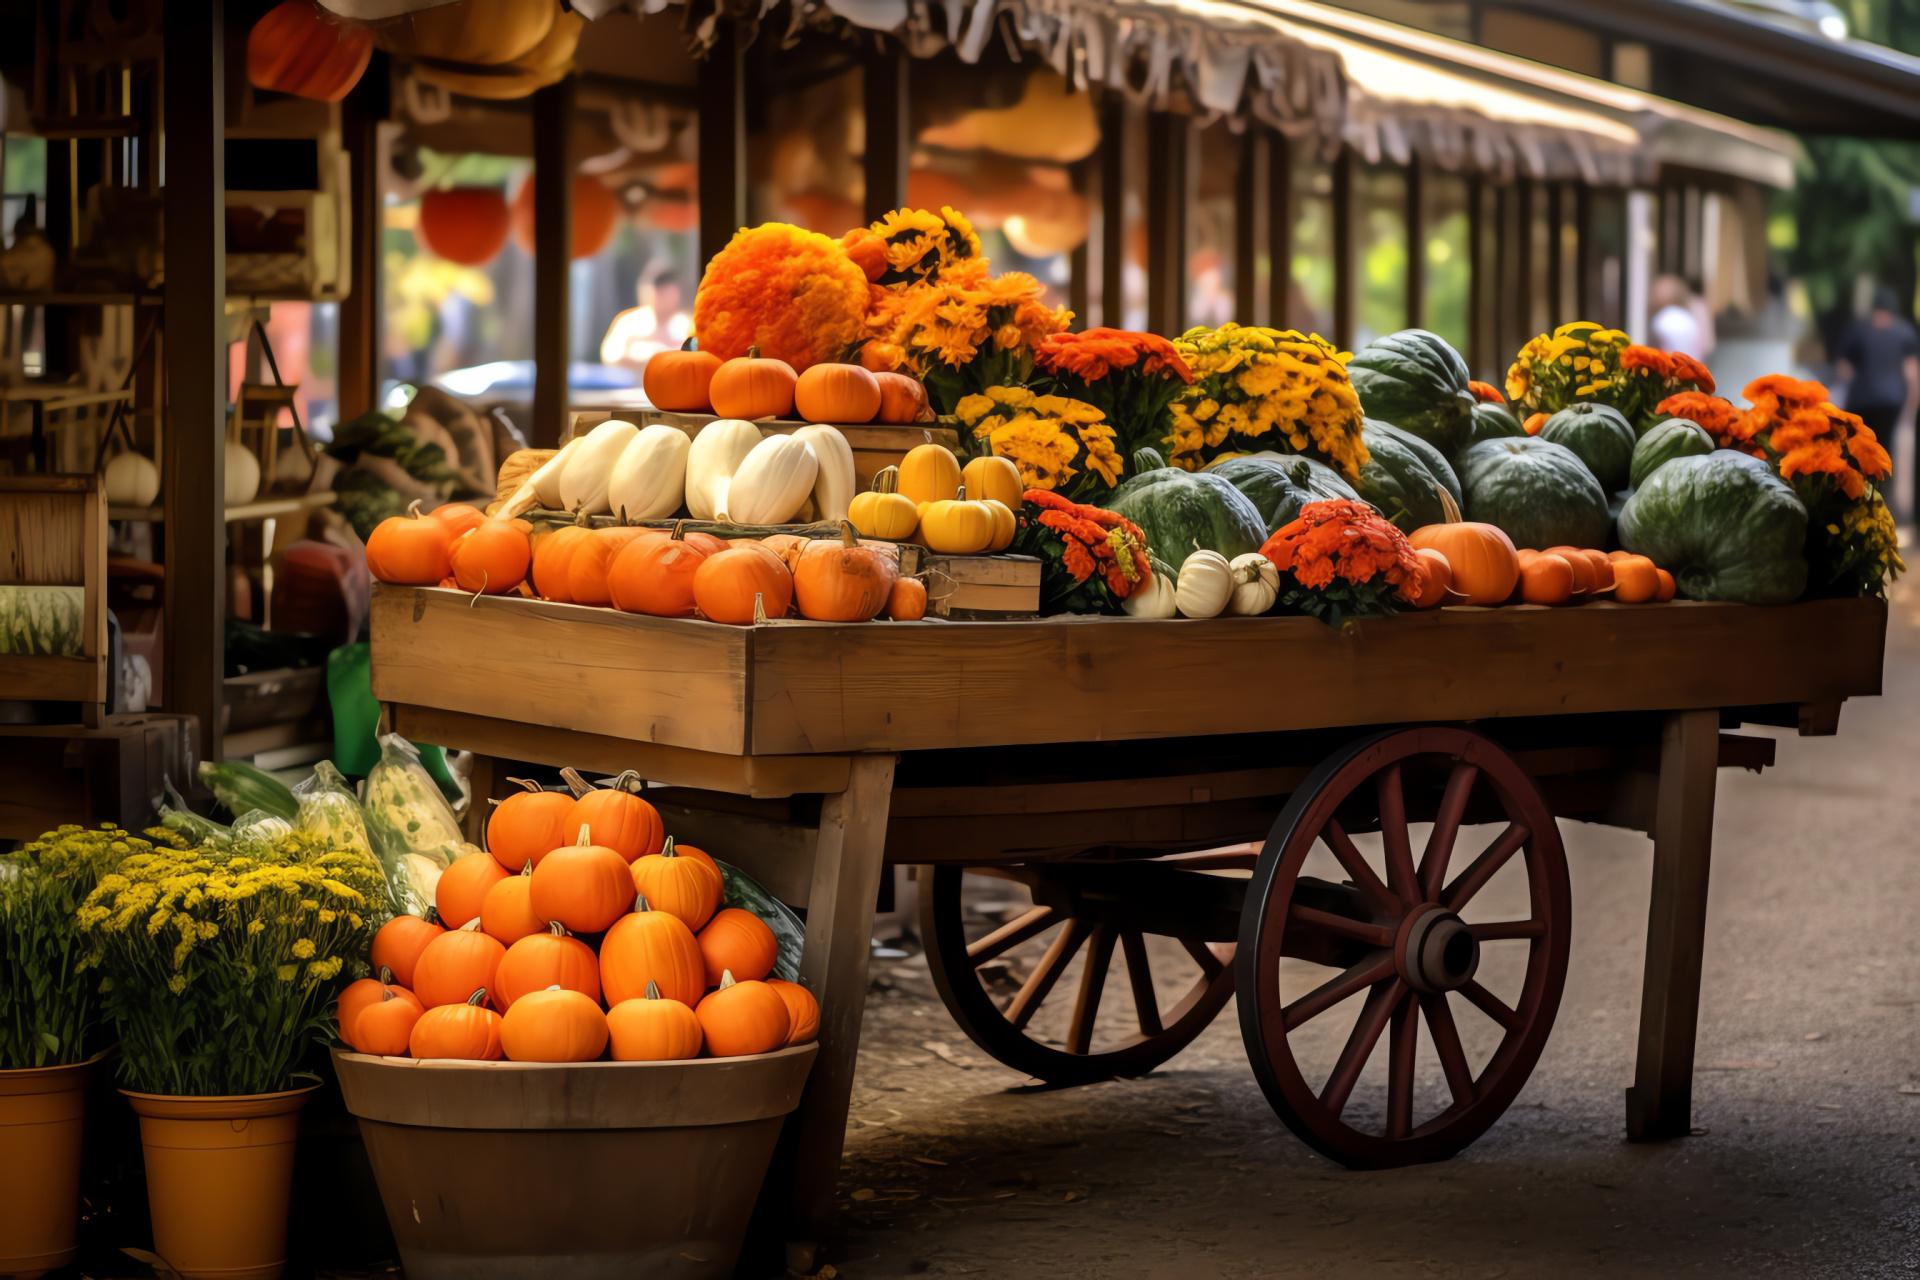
[1398,905,1479,994]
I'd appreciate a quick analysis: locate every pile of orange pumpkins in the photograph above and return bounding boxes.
[337,778,817,1065]
[1404,515,1677,608]
[644,342,933,426]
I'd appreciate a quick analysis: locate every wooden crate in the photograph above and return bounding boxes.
[897,547,1039,618]
[0,475,108,714]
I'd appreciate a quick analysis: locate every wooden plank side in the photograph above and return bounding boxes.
[371,586,749,756]
[749,598,1887,755]
[0,654,102,702]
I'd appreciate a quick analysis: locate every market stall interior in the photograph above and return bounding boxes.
[0,0,1903,1277]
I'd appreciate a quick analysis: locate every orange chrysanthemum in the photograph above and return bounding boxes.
[693,223,870,371]
[1260,499,1423,599]
[1035,328,1196,385]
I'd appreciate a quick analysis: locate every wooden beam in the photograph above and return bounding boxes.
[1068,153,1090,330]
[1267,128,1292,329]
[1099,95,1126,328]
[1331,147,1354,350]
[698,22,747,273]
[1515,176,1535,341]
[1467,173,1485,376]
[1145,112,1187,337]
[530,76,575,450]
[337,56,385,423]
[1546,181,1564,325]
[1233,126,1258,326]
[162,0,226,762]
[1405,154,1425,331]
[1575,182,1593,321]
[861,41,908,228]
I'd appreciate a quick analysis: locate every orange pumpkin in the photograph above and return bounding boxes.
[366,503,454,585]
[794,363,881,425]
[529,831,635,935]
[644,338,722,413]
[709,347,798,420]
[530,521,595,603]
[1409,548,1452,609]
[1547,546,1613,594]
[693,544,793,624]
[486,779,574,872]
[435,852,509,930]
[479,867,544,946]
[494,922,602,1010]
[885,576,927,621]
[246,0,372,103]
[697,908,778,986]
[672,843,721,878]
[757,534,807,572]
[630,838,723,933]
[1612,554,1661,604]
[564,776,664,862]
[412,925,507,1010]
[793,522,898,622]
[1540,546,1596,597]
[501,986,609,1063]
[1654,568,1677,602]
[451,518,532,595]
[336,975,421,1051]
[606,528,709,617]
[567,527,659,607]
[1518,552,1575,606]
[433,503,488,539]
[607,982,704,1062]
[409,989,504,1061]
[510,173,620,261]
[695,971,791,1057]
[353,987,424,1056]
[766,978,820,1046]
[1407,520,1518,607]
[417,188,512,266]
[600,898,706,1007]
[370,914,444,990]
[872,372,933,425]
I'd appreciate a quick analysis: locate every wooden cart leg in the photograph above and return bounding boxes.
[1626,709,1720,1141]
[787,754,898,1252]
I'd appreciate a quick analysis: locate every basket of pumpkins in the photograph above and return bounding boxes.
[332,778,817,1280]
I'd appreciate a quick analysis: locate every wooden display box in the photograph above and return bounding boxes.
[0,712,196,841]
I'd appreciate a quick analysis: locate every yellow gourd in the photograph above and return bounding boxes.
[918,486,996,555]
[961,455,1022,512]
[847,466,919,540]
[896,444,962,506]
[982,497,1016,551]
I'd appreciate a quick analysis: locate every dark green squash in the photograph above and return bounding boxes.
[1468,402,1527,445]
[1204,452,1360,534]
[1103,468,1267,565]
[1352,420,1463,532]
[1618,452,1808,604]
[1459,436,1610,550]
[1628,419,1715,492]
[1346,329,1478,459]
[1538,403,1637,493]
[1132,446,1168,473]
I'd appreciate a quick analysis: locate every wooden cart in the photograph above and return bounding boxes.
[370,583,1885,1246]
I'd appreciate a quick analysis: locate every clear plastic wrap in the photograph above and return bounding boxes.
[363,734,468,916]
[292,760,375,861]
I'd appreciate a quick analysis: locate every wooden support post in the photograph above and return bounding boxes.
[1405,155,1424,331]
[1233,127,1258,327]
[787,754,898,1245]
[1331,147,1353,351]
[1546,181,1564,325]
[530,76,575,450]
[1574,182,1593,321]
[162,0,226,763]
[698,22,747,274]
[1626,708,1720,1141]
[337,57,385,423]
[1267,128,1292,330]
[861,42,908,228]
[1466,174,1484,377]
[1145,112,1187,338]
[1068,153,1090,331]
[1514,177,1534,345]
[1099,95,1125,328]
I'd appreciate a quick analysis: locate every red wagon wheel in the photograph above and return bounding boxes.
[1236,727,1571,1169]
[922,860,1241,1085]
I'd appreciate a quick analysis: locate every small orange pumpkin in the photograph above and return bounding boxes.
[336,973,421,1051]
[354,987,424,1056]
[510,173,620,261]
[412,924,507,1010]
[568,527,660,607]
[606,981,705,1062]
[435,851,510,930]
[501,986,609,1063]
[1654,568,1677,602]
[697,907,779,986]
[409,988,504,1060]
[530,520,595,603]
[370,914,444,990]
[246,0,373,103]
[478,866,544,946]
[600,896,706,1007]
[417,188,511,267]
[433,503,488,539]
[451,518,532,595]
[644,338,723,413]
[487,778,574,872]
[1406,519,1518,607]
[1612,554,1661,603]
[630,838,723,933]
[766,978,820,1046]
[693,544,793,624]
[529,828,635,934]
[792,522,899,622]
[794,363,881,425]
[494,922,602,1010]
[872,372,933,425]
[885,576,927,621]
[672,843,721,879]
[606,527,709,617]
[1518,552,1575,606]
[1409,548,1452,609]
[696,971,791,1057]
[708,346,798,420]
[366,502,454,585]
[564,774,664,863]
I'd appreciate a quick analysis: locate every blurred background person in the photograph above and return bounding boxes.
[1836,283,1919,506]
[1650,274,1716,361]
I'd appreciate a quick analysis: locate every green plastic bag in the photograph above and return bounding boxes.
[327,641,464,803]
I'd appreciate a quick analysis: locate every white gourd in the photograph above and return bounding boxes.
[1121,565,1178,618]
[685,419,762,521]
[557,420,639,515]
[1174,549,1233,619]
[1227,552,1280,616]
[501,436,583,517]
[720,435,818,525]
[605,425,690,521]
[790,425,856,523]
[225,440,261,507]
[104,450,160,506]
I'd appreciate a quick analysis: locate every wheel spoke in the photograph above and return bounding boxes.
[1282,951,1396,1030]
[1421,992,1477,1108]
[1458,979,1524,1033]
[1180,935,1226,980]
[1469,918,1547,942]
[967,904,1058,964]
[1322,818,1399,916]
[1419,762,1480,902]
[1386,992,1418,1140]
[1006,919,1091,1030]
[1318,977,1406,1117]
[1067,924,1118,1054]
[1441,822,1532,913]
[1377,763,1420,904]
[1119,928,1162,1037]
[1288,902,1396,949]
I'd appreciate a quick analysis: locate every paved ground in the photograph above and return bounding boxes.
[822,586,1920,1279]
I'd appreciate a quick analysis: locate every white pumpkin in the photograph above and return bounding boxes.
[720,435,818,525]
[500,436,583,517]
[557,419,638,515]
[1174,549,1233,619]
[1121,563,1178,618]
[606,425,689,521]
[1227,552,1280,616]
[104,450,160,507]
[685,419,762,521]
[790,425,856,523]
[225,440,261,507]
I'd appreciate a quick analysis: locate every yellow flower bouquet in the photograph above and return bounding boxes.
[1505,321,1713,433]
[1167,325,1369,479]
[1,824,125,1069]
[79,830,384,1096]
[953,385,1123,504]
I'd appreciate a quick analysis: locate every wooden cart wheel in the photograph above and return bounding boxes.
[1236,727,1571,1169]
[922,860,1241,1085]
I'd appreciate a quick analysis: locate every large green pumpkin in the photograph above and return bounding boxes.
[1469,402,1527,445]
[1103,468,1267,564]
[1628,419,1715,491]
[1459,437,1610,550]
[1204,452,1360,534]
[1618,452,1808,605]
[1538,403,1637,494]
[1346,329,1477,459]
[1353,420,1463,531]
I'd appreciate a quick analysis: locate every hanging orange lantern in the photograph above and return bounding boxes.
[247,1,373,104]
[418,188,513,266]
[511,174,621,261]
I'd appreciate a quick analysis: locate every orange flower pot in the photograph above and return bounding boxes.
[122,1086,317,1280]
[0,1060,94,1280]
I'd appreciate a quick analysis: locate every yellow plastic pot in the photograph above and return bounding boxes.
[0,1060,94,1280]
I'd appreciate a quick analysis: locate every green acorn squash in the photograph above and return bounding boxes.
[1538,403,1637,494]
[1459,436,1610,550]
[1103,468,1267,565]
[1628,419,1715,492]
[1353,420,1463,532]
[1346,329,1478,460]
[1204,452,1360,534]
[1469,402,1527,445]
[1618,452,1808,604]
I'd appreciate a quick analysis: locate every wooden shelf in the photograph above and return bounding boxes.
[110,491,337,523]
[0,293,162,306]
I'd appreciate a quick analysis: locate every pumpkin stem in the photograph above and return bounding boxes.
[607,769,644,794]
[634,892,652,912]
[465,988,488,1007]
[670,519,687,542]
[425,906,441,926]
[754,591,767,625]
[645,979,663,1000]
[683,336,699,352]
[661,836,678,858]
[456,917,483,933]
[576,824,592,846]
[956,485,968,501]
[377,965,394,985]
[871,465,901,496]
[407,499,424,519]
[467,570,488,607]
[719,970,738,989]
[558,767,592,798]
[747,345,761,359]
[545,984,563,992]
[547,920,569,937]
[838,519,859,549]
[1436,483,1462,524]
[507,777,545,795]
